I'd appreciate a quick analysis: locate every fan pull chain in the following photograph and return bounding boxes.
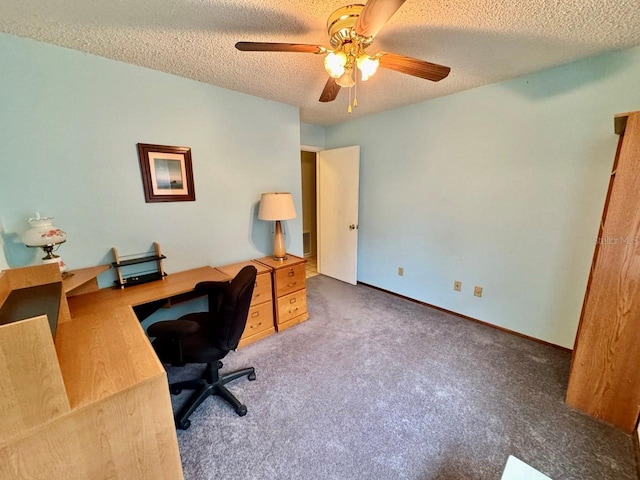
[353,74,358,108]
[348,86,352,114]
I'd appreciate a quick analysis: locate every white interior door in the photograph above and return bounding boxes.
[317,145,360,285]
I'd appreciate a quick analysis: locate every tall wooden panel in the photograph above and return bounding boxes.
[566,111,640,432]
[0,315,70,443]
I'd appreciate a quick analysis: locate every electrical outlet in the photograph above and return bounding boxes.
[398,267,404,276]
[474,286,483,297]
[454,280,462,292]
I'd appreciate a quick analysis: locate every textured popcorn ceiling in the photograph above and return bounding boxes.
[1,0,640,125]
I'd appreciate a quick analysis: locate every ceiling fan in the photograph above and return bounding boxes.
[235,0,451,113]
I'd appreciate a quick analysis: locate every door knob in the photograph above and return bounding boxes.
[349,224,358,230]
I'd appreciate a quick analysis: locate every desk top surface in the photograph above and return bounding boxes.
[215,259,271,277]
[67,266,230,318]
[58,266,229,409]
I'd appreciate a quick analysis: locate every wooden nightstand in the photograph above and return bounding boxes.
[255,254,308,332]
[215,260,275,348]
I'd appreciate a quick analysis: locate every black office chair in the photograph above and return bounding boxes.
[148,265,257,430]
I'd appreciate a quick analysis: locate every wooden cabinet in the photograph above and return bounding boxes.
[215,260,275,347]
[566,111,640,432]
[255,255,309,331]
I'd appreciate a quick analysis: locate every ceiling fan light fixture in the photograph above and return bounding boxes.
[324,51,347,78]
[356,53,379,81]
[235,0,451,115]
[336,66,356,88]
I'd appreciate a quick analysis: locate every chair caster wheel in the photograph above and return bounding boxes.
[248,372,256,381]
[170,386,182,395]
[236,405,247,417]
[176,419,191,430]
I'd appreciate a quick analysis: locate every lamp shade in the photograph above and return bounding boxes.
[21,215,67,247]
[258,193,296,221]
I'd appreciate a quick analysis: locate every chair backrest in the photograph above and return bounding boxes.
[209,265,257,351]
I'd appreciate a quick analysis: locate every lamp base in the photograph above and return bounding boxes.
[42,256,67,273]
[272,220,287,261]
[41,245,67,273]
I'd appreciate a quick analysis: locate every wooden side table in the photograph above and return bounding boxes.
[216,260,275,347]
[255,254,308,332]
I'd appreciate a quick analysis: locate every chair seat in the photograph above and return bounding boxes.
[153,312,228,364]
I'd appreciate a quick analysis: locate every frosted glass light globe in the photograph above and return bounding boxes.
[324,51,347,78]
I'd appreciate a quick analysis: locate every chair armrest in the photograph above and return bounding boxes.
[148,319,200,338]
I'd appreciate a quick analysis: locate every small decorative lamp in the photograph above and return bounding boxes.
[21,213,67,273]
[258,192,296,261]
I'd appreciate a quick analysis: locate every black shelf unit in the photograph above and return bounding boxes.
[112,242,166,288]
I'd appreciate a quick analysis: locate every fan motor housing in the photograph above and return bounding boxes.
[327,4,371,48]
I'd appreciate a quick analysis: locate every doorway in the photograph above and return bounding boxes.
[300,150,318,278]
[300,145,360,284]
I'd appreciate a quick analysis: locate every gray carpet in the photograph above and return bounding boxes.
[169,275,637,480]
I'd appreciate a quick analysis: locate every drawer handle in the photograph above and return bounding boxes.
[250,322,262,329]
[255,292,260,297]
[251,311,260,318]
[288,270,295,277]
[289,297,296,304]
[287,281,297,288]
[289,307,299,313]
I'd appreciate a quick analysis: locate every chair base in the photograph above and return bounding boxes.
[169,362,256,430]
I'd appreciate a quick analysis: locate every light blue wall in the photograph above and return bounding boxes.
[0,33,303,291]
[300,122,325,149]
[325,46,640,348]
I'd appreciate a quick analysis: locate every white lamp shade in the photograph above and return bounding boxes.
[21,215,67,247]
[258,193,296,221]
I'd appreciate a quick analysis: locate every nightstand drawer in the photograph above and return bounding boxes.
[274,264,306,297]
[251,272,272,306]
[276,289,307,324]
[242,301,274,337]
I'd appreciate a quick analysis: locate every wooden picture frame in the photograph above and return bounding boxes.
[137,143,196,202]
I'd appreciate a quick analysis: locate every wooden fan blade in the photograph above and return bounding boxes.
[319,77,341,102]
[235,42,326,54]
[355,0,406,38]
[379,53,451,81]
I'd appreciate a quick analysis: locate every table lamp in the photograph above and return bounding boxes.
[21,213,67,273]
[258,192,296,261]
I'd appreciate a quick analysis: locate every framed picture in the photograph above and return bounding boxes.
[137,143,196,202]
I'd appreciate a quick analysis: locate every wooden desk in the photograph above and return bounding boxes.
[62,266,230,409]
[67,266,229,318]
[62,264,110,297]
[0,264,229,479]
